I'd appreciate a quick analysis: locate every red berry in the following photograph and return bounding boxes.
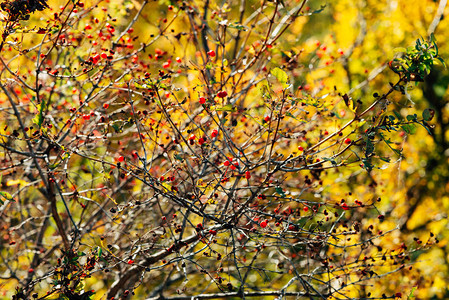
[298,146,304,151]
[245,171,251,179]
[260,220,268,228]
[207,50,216,57]
[118,156,124,162]
[211,129,218,138]
[103,103,109,109]
[344,138,351,145]
[155,48,163,55]
[199,97,206,104]
[127,259,134,264]
[217,91,227,98]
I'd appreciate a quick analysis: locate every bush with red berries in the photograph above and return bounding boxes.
[0,0,442,299]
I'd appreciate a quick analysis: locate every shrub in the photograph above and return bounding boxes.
[0,0,442,298]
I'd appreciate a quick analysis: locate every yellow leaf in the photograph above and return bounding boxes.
[6,179,28,187]
[130,0,141,10]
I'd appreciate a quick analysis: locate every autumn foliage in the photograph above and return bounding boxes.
[0,0,448,299]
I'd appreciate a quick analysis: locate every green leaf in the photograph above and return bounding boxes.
[48,161,61,170]
[284,111,295,119]
[112,123,121,133]
[406,114,417,122]
[74,280,85,293]
[401,124,417,135]
[275,187,285,197]
[362,158,373,172]
[270,67,289,89]
[216,104,236,112]
[379,157,391,163]
[431,33,438,56]
[393,111,402,120]
[32,99,46,129]
[174,154,184,162]
[408,286,417,299]
[422,108,434,121]
[323,157,337,166]
[365,138,374,156]
[430,33,436,44]
[134,82,144,89]
[306,4,326,15]
[95,246,102,259]
[228,23,246,31]
[0,191,13,203]
[295,217,309,229]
